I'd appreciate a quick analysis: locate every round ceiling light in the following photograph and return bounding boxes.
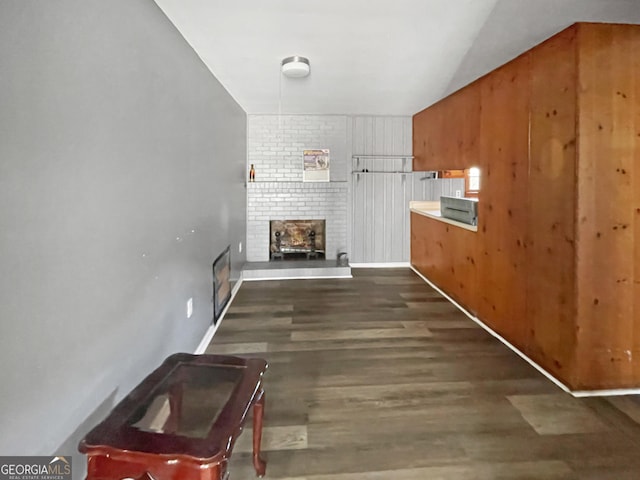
[281,56,310,78]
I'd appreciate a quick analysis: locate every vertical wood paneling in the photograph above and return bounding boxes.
[476,54,530,351]
[364,174,375,262]
[411,213,479,312]
[382,175,393,261]
[350,117,413,263]
[411,177,463,201]
[402,176,414,261]
[388,175,401,262]
[636,63,640,388]
[353,172,365,261]
[352,116,412,156]
[413,83,481,171]
[390,117,407,155]
[373,174,385,260]
[374,119,385,154]
[527,26,579,386]
[575,23,640,389]
[412,106,431,169]
[411,22,640,390]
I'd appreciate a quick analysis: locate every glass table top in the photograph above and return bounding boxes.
[127,363,244,438]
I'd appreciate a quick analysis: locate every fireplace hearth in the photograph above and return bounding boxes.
[270,220,325,260]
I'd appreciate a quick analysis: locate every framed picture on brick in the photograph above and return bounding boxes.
[303,149,330,182]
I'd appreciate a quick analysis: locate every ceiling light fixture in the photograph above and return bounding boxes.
[281,56,310,78]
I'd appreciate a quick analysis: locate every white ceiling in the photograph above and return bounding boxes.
[153,0,640,116]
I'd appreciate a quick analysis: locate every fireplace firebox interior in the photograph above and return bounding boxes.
[270,220,326,260]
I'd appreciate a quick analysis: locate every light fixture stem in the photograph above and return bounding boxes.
[278,65,282,130]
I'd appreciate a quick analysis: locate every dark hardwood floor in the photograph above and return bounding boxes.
[205,268,640,479]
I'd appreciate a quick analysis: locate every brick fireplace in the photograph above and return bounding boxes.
[245,115,349,262]
[246,182,347,261]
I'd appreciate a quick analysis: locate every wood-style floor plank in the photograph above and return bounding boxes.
[205,268,640,479]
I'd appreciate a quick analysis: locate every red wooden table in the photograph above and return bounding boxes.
[79,353,268,480]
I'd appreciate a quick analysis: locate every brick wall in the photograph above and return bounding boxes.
[247,115,349,261]
[247,183,348,261]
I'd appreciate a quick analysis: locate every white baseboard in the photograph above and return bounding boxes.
[410,265,640,398]
[571,387,640,398]
[244,274,352,281]
[194,272,244,355]
[350,262,411,268]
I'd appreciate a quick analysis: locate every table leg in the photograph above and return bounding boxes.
[252,390,267,477]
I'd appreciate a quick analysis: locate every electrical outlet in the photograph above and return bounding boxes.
[455,190,462,198]
[238,242,243,253]
[187,297,193,319]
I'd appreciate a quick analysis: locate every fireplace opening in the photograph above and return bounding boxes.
[270,220,326,260]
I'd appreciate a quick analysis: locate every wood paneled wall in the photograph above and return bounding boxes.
[411,23,640,390]
[411,212,479,313]
[413,84,480,171]
[476,53,530,352]
[574,24,640,388]
[527,27,579,386]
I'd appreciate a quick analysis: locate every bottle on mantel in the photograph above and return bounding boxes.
[249,164,255,182]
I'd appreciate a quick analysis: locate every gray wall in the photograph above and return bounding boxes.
[0,0,246,463]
